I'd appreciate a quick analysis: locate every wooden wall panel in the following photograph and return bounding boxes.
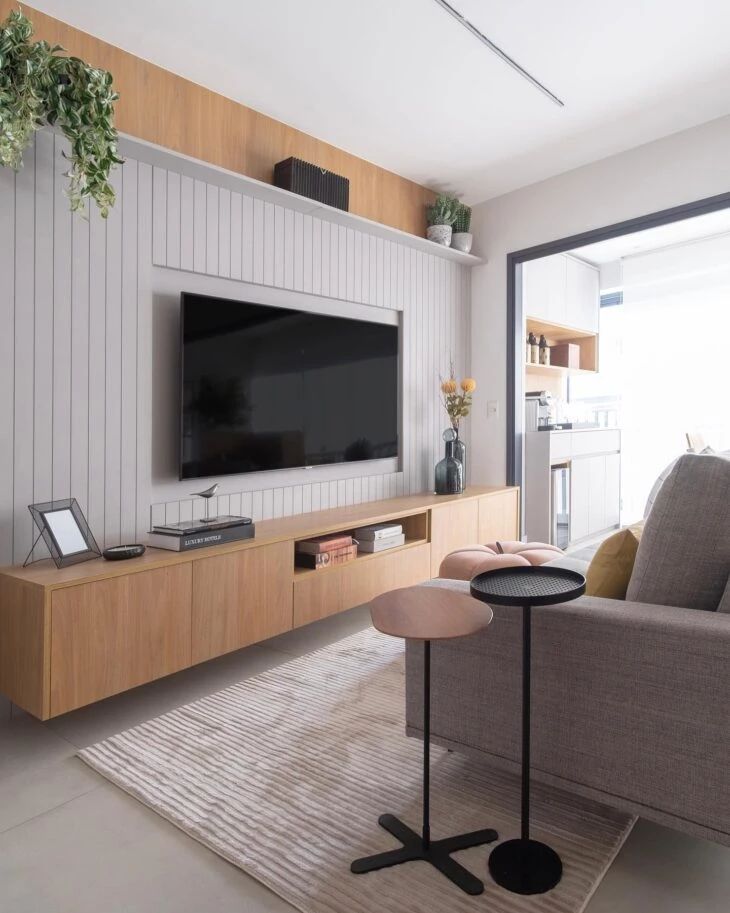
[0,2,435,237]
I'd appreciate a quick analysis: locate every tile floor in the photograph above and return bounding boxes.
[1,605,728,913]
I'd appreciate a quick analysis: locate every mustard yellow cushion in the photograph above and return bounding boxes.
[585,523,644,599]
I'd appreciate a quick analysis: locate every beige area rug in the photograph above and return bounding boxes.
[79,628,635,913]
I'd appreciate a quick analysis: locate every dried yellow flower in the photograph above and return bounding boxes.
[461,378,477,393]
[441,379,457,395]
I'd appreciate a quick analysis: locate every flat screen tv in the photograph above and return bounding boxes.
[180,293,399,480]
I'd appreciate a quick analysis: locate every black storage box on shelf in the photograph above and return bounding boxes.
[274,157,350,212]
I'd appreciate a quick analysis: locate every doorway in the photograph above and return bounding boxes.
[508,192,730,542]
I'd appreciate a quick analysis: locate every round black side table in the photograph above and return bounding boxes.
[470,566,586,896]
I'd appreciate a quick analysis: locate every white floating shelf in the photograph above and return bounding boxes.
[119,134,485,267]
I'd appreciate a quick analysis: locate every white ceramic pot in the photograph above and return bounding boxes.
[426,224,452,246]
[451,232,473,254]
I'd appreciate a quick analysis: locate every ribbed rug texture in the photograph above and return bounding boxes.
[79,628,635,913]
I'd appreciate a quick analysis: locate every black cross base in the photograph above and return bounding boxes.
[351,813,498,896]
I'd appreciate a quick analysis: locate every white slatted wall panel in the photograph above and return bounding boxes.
[0,135,470,564]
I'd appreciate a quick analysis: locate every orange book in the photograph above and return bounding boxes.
[295,533,353,555]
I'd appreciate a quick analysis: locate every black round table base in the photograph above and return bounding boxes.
[351,813,498,896]
[488,838,563,895]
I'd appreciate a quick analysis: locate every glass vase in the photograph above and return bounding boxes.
[435,440,464,495]
[454,434,466,485]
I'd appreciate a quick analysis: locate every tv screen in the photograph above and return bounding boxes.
[180,293,399,479]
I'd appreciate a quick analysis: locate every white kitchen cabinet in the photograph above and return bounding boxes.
[526,430,621,546]
[524,253,599,334]
[604,452,621,529]
[569,451,621,544]
[565,256,600,333]
[523,254,567,325]
[588,455,607,534]
[570,457,591,542]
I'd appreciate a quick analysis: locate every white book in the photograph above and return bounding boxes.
[353,523,403,541]
[357,533,405,553]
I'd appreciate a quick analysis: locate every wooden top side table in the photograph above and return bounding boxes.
[351,585,497,896]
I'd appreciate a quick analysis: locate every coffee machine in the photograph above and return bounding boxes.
[525,390,555,431]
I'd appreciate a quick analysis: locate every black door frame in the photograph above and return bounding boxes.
[506,190,730,495]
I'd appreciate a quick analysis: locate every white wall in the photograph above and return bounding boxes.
[470,114,730,486]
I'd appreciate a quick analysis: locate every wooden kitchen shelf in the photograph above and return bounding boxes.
[525,362,595,376]
[526,317,598,374]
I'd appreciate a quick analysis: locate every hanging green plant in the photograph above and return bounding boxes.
[0,9,122,216]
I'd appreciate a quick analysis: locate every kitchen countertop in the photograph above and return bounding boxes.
[550,426,620,434]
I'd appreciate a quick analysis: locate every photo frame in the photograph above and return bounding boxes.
[26,498,101,568]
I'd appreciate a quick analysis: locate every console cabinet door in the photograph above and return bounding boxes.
[478,489,519,543]
[429,499,479,576]
[192,541,293,663]
[51,565,192,716]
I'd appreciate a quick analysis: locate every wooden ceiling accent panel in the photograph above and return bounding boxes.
[0,2,436,236]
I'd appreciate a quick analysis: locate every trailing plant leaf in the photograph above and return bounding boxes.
[0,10,122,216]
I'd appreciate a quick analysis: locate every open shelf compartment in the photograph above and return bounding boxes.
[292,510,430,578]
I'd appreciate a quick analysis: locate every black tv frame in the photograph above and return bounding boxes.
[178,291,401,481]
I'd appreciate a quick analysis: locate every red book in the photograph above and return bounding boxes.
[295,533,353,555]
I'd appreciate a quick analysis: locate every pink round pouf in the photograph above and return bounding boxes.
[484,541,565,566]
[439,541,564,581]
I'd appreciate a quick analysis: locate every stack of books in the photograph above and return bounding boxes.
[147,516,255,552]
[353,523,405,553]
[295,533,357,570]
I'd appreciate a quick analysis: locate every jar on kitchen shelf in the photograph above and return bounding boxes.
[530,332,540,364]
[539,334,550,365]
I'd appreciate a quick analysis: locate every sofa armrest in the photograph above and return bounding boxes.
[406,586,730,838]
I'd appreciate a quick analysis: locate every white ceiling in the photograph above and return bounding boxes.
[571,208,730,264]
[30,0,730,203]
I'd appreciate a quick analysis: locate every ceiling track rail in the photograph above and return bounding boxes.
[432,0,565,108]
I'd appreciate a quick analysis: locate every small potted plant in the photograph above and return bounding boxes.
[452,203,473,253]
[426,194,458,246]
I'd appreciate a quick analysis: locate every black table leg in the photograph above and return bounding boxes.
[352,639,498,896]
[488,603,562,895]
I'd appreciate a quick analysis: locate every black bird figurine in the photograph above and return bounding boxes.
[191,483,219,522]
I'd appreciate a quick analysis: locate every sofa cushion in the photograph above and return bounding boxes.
[626,453,730,611]
[585,522,644,600]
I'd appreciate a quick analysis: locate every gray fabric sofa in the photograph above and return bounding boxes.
[405,453,730,845]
